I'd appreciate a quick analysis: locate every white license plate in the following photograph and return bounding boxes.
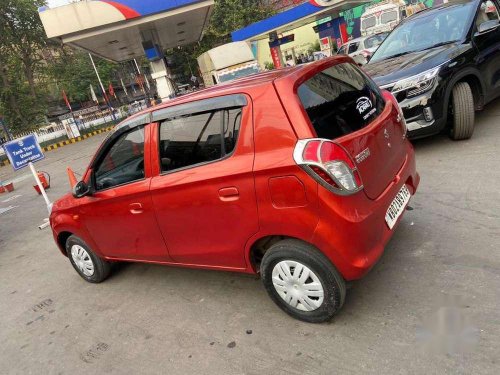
[385,185,411,230]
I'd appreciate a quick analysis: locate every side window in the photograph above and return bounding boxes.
[337,45,347,55]
[348,42,360,54]
[476,0,500,27]
[95,127,145,190]
[159,108,242,173]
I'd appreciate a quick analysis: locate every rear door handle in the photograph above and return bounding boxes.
[218,187,239,202]
[129,203,143,214]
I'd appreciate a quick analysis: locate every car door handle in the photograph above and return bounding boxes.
[218,187,239,202]
[129,203,143,214]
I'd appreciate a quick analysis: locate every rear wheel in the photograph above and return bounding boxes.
[261,239,346,323]
[66,235,110,283]
[450,82,475,140]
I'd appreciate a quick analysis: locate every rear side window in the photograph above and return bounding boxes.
[298,63,385,139]
[337,45,347,55]
[348,42,360,54]
[159,108,242,173]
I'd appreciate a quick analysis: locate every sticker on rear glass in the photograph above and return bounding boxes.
[356,97,376,120]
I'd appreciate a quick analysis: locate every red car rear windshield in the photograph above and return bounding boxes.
[298,62,385,139]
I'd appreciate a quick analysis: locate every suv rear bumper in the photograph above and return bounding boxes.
[311,142,419,280]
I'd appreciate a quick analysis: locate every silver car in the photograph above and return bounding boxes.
[337,33,389,65]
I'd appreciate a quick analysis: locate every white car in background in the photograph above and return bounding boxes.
[337,33,389,65]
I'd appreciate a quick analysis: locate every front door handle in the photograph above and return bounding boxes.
[129,203,143,214]
[218,187,239,202]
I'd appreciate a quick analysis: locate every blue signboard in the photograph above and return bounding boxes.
[3,134,45,171]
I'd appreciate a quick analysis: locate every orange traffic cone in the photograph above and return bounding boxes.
[67,167,78,188]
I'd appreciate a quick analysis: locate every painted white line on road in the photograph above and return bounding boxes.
[0,173,32,185]
[2,195,22,203]
[11,174,32,184]
[0,206,17,215]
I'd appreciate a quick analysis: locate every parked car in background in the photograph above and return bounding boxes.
[51,57,419,323]
[365,0,500,140]
[337,33,389,65]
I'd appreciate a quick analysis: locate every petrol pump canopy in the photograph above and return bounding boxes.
[231,0,368,42]
[39,0,214,62]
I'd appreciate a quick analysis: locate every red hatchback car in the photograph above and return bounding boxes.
[50,57,419,322]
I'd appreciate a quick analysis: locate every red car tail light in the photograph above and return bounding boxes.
[382,89,407,138]
[293,139,363,196]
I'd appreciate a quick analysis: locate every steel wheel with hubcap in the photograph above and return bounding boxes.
[71,245,95,277]
[272,261,324,312]
[66,235,111,283]
[261,239,346,323]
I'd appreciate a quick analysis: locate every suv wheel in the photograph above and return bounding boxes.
[66,235,111,283]
[450,82,475,140]
[261,239,346,323]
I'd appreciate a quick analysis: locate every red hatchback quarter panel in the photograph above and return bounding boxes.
[246,83,320,261]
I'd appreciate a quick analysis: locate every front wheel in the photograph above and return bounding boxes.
[66,235,111,283]
[261,239,346,323]
[450,82,475,140]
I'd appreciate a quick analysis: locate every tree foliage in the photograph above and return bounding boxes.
[0,0,275,134]
[0,0,47,132]
[168,0,275,82]
[47,48,120,103]
[0,0,122,134]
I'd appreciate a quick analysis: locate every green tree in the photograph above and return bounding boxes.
[209,0,274,38]
[47,48,120,103]
[0,0,48,132]
[166,0,275,81]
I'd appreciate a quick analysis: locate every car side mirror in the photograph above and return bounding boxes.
[475,19,499,35]
[73,180,92,199]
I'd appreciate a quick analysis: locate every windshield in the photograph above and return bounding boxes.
[218,65,260,83]
[370,3,474,63]
[298,63,384,139]
[364,33,389,49]
[381,10,398,24]
[362,16,377,30]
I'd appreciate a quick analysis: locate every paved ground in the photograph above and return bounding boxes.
[0,100,499,374]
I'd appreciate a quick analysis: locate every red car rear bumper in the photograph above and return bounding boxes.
[311,142,420,281]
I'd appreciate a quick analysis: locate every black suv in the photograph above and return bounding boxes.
[365,0,500,140]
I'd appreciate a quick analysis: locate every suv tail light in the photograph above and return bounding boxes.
[293,139,363,196]
[382,90,407,138]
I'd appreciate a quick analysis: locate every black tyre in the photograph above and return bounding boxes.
[450,82,475,140]
[261,239,346,323]
[66,235,111,283]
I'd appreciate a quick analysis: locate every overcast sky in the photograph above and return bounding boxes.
[47,0,70,8]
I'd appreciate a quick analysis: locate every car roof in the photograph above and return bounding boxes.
[120,65,306,125]
[117,56,355,132]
